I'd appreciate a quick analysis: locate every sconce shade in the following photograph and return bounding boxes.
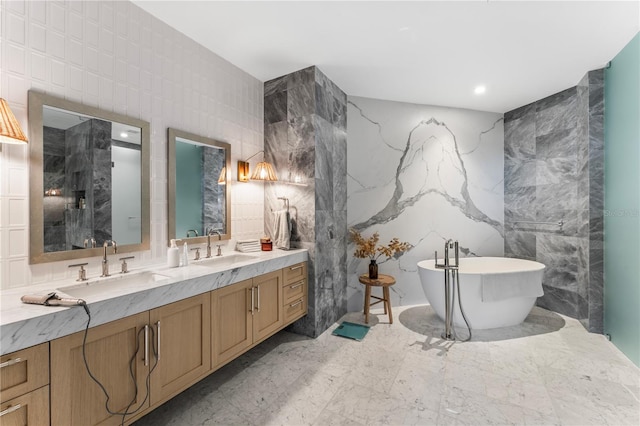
[218,166,226,185]
[0,98,28,145]
[251,161,278,181]
[44,188,62,196]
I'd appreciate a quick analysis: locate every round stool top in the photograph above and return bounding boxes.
[358,274,396,287]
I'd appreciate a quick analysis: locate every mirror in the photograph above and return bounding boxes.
[167,128,231,245]
[28,90,150,264]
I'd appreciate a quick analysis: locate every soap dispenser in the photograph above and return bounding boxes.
[181,241,189,267]
[167,239,180,268]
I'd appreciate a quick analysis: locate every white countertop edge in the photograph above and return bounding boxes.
[0,249,308,355]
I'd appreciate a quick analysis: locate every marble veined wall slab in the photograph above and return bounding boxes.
[347,97,504,311]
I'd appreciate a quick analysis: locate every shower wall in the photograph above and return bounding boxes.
[263,66,348,338]
[504,69,604,332]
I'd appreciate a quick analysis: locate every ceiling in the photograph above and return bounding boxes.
[133,1,639,113]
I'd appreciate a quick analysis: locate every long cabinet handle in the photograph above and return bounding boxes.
[289,280,304,289]
[143,325,149,366]
[156,321,161,361]
[0,404,22,417]
[249,287,254,314]
[289,265,303,271]
[289,299,303,308]
[0,357,23,369]
[256,285,260,312]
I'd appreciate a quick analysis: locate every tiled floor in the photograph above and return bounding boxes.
[133,305,639,425]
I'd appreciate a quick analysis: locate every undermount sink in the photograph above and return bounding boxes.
[57,271,171,300]
[193,254,256,268]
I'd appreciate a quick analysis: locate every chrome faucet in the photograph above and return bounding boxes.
[435,239,459,270]
[101,240,117,277]
[206,228,222,258]
[435,239,460,341]
[83,237,96,248]
[186,229,199,238]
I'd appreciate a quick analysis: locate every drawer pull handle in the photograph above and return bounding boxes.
[0,404,22,417]
[0,357,23,369]
[156,321,161,361]
[289,282,304,289]
[289,265,303,271]
[143,325,149,366]
[290,300,303,308]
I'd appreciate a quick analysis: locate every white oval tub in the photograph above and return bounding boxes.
[417,257,545,329]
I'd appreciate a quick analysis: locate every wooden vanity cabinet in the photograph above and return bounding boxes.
[148,293,211,406]
[0,343,50,426]
[50,312,149,426]
[283,262,308,323]
[212,270,284,369]
[50,294,211,426]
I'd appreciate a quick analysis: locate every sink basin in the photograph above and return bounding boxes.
[193,254,256,269]
[57,271,171,300]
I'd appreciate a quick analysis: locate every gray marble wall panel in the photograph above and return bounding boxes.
[202,147,226,232]
[43,127,66,252]
[504,69,604,333]
[347,96,504,311]
[264,66,347,338]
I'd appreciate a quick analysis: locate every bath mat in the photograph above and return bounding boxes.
[332,321,370,341]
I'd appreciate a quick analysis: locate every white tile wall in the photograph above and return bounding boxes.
[0,0,265,289]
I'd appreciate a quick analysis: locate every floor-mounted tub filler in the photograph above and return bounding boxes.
[418,249,545,333]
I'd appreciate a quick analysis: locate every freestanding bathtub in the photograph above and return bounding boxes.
[417,257,545,329]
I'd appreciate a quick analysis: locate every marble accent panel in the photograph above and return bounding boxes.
[504,70,604,332]
[43,127,66,252]
[347,96,504,311]
[264,67,347,337]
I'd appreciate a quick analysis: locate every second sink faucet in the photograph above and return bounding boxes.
[207,228,222,258]
[186,229,199,238]
[101,240,117,277]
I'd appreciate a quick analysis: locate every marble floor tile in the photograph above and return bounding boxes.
[134,304,639,426]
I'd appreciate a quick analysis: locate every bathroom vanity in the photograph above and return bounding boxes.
[0,250,308,425]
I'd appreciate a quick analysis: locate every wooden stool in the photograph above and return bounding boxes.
[358,274,396,324]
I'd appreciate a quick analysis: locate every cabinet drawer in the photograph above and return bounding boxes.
[284,296,306,324]
[0,343,49,403]
[0,385,49,426]
[283,278,305,303]
[283,262,306,284]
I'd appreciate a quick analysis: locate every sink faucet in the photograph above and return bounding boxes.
[186,229,199,238]
[101,240,117,277]
[206,228,222,258]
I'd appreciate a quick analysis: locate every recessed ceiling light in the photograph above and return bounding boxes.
[474,85,486,95]
[120,132,128,138]
[398,26,411,32]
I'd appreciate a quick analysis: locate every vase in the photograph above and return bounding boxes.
[368,259,378,279]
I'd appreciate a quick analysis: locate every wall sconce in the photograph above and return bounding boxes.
[0,98,28,146]
[44,188,62,196]
[217,166,226,185]
[237,150,277,182]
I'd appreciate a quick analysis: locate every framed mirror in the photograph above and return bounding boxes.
[167,128,231,245]
[28,90,150,264]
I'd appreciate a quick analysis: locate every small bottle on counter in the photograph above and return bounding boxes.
[167,239,180,268]
[181,241,189,267]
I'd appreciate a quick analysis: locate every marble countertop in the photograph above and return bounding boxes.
[0,249,308,355]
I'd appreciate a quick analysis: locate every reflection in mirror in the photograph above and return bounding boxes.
[168,128,231,245]
[29,91,150,264]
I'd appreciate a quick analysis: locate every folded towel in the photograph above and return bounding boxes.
[481,269,544,302]
[273,210,291,250]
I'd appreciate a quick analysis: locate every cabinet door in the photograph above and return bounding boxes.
[0,385,49,426]
[253,270,284,343]
[212,279,253,369]
[149,293,211,406]
[50,312,149,426]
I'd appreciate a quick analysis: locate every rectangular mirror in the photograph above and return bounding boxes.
[168,128,231,245]
[28,90,150,264]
